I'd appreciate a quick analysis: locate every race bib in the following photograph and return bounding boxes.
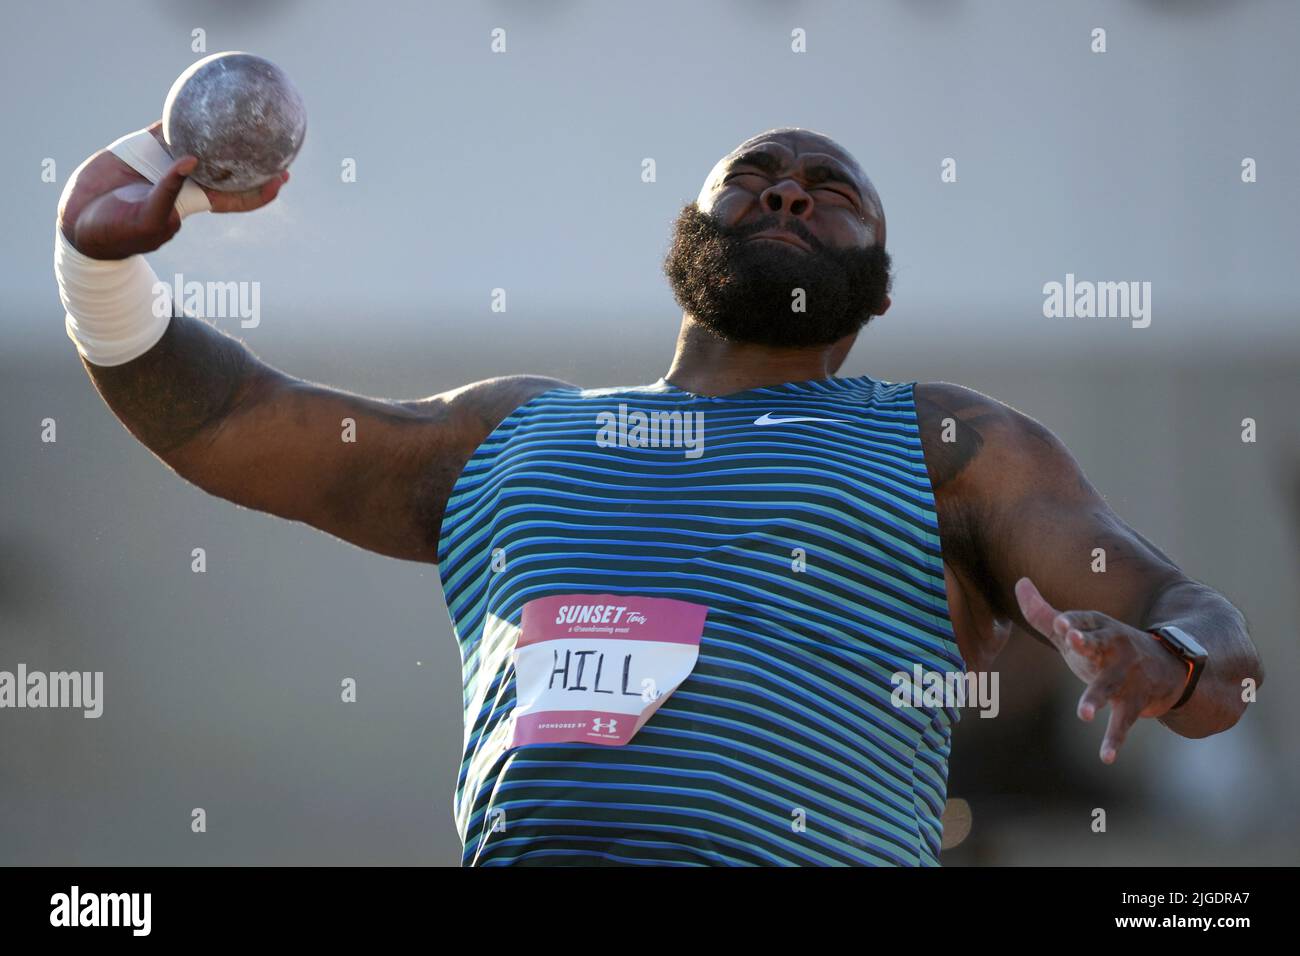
[508,593,709,747]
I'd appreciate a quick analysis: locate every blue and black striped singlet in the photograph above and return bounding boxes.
[436,374,965,866]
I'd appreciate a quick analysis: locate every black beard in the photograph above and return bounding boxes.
[662,202,892,348]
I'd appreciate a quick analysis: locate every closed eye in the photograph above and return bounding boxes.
[726,173,858,208]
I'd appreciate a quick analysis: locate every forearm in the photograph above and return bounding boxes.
[1142,579,1262,738]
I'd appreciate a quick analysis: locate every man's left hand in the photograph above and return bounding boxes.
[1014,576,1189,764]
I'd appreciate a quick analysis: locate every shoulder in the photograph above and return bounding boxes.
[913,381,1011,433]
[438,374,575,418]
[403,375,577,554]
[396,374,576,481]
[911,382,1098,617]
[406,374,576,433]
[912,381,1081,494]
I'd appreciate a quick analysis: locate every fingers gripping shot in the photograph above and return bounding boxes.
[53,62,1263,869]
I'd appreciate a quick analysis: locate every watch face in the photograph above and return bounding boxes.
[1158,625,1208,661]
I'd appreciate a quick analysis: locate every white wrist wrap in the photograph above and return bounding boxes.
[55,128,212,367]
[55,228,172,366]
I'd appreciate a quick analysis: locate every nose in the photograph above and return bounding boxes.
[759,179,814,219]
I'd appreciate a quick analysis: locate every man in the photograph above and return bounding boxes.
[56,123,1262,866]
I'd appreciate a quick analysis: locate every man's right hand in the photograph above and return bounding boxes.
[58,121,288,259]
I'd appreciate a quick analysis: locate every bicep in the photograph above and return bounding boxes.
[168,372,569,563]
[165,371,455,561]
[975,411,1185,631]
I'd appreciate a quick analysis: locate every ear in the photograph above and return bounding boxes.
[875,294,892,318]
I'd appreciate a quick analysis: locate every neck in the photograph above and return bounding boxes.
[662,317,855,397]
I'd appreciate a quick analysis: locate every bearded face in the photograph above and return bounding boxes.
[663,201,892,348]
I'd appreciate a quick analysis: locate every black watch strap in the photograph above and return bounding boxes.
[1149,625,1208,710]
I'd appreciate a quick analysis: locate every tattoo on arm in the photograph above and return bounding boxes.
[915,383,1061,647]
[915,384,1007,614]
[82,312,261,455]
[914,386,991,490]
[82,310,573,562]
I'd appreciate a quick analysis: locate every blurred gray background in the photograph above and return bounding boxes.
[2,0,1297,865]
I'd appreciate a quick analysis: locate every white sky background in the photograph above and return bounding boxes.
[3,0,1297,360]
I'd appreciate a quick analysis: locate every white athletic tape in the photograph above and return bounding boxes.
[54,128,213,367]
[54,226,171,367]
[107,128,211,218]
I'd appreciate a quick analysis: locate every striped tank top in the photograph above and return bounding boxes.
[436,374,965,866]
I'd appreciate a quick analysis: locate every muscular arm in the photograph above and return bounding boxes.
[83,312,569,563]
[916,381,1262,745]
[59,123,571,564]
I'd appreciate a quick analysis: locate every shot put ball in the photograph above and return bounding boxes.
[162,51,307,192]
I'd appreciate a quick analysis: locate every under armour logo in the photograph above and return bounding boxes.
[591,717,618,734]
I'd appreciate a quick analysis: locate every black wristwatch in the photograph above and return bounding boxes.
[1147,625,1209,710]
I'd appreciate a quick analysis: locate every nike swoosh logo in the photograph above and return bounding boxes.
[753,413,849,426]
